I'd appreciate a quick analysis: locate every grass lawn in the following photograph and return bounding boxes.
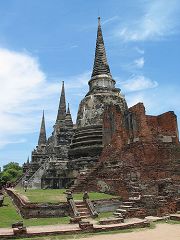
[0,193,22,228]
[0,194,70,228]
[15,188,119,203]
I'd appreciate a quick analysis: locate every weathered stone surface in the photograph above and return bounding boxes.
[19,81,74,189]
[72,103,180,215]
[19,16,180,220]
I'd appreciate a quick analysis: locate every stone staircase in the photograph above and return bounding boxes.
[74,201,91,219]
[128,181,142,200]
[15,171,30,188]
[113,180,146,218]
[114,200,146,219]
[27,161,50,189]
[70,167,96,192]
[69,162,103,193]
[114,201,135,218]
[15,168,36,188]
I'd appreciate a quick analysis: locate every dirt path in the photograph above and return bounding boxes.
[80,223,180,240]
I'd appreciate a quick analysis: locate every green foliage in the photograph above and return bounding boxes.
[0,162,23,185]
[3,162,22,172]
[1,172,12,182]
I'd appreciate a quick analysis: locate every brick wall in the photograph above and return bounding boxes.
[82,102,180,202]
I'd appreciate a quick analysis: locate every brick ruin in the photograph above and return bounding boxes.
[71,103,180,215]
[19,18,180,215]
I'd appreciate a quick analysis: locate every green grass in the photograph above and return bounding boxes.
[15,188,67,203]
[0,194,22,227]
[0,194,70,228]
[0,194,115,228]
[0,190,118,229]
[15,188,119,203]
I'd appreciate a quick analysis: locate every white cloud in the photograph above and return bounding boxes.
[0,47,91,148]
[114,0,180,41]
[135,47,145,55]
[121,75,158,92]
[0,48,59,148]
[134,57,145,68]
[65,71,90,90]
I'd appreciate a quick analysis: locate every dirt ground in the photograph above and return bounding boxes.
[80,223,180,240]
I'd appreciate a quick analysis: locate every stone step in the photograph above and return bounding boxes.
[76,203,86,206]
[128,207,141,211]
[78,209,89,213]
[77,207,89,211]
[78,209,90,215]
[120,205,133,208]
[123,201,135,205]
[80,213,91,217]
[113,212,123,217]
[76,204,87,207]
[80,215,91,219]
[116,209,127,213]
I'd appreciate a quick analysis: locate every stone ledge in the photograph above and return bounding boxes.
[0,218,149,239]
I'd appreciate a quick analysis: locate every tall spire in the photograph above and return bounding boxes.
[56,81,66,122]
[67,103,70,114]
[27,156,30,165]
[38,110,47,146]
[65,103,73,129]
[91,17,112,78]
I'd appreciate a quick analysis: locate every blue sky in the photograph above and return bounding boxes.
[0,0,180,168]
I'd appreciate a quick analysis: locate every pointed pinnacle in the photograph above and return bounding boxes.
[65,103,73,128]
[67,103,70,114]
[56,81,66,122]
[38,110,47,146]
[98,16,101,26]
[91,17,112,78]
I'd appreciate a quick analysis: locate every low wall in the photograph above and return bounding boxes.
[6,188,70,219]
[6,189,122,219]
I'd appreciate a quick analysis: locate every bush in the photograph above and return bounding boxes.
[0,162,23,186]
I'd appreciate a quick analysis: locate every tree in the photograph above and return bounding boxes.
[3,162,22,172]
[0,162,23,186]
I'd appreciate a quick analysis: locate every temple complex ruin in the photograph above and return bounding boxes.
[19,17,180,207]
